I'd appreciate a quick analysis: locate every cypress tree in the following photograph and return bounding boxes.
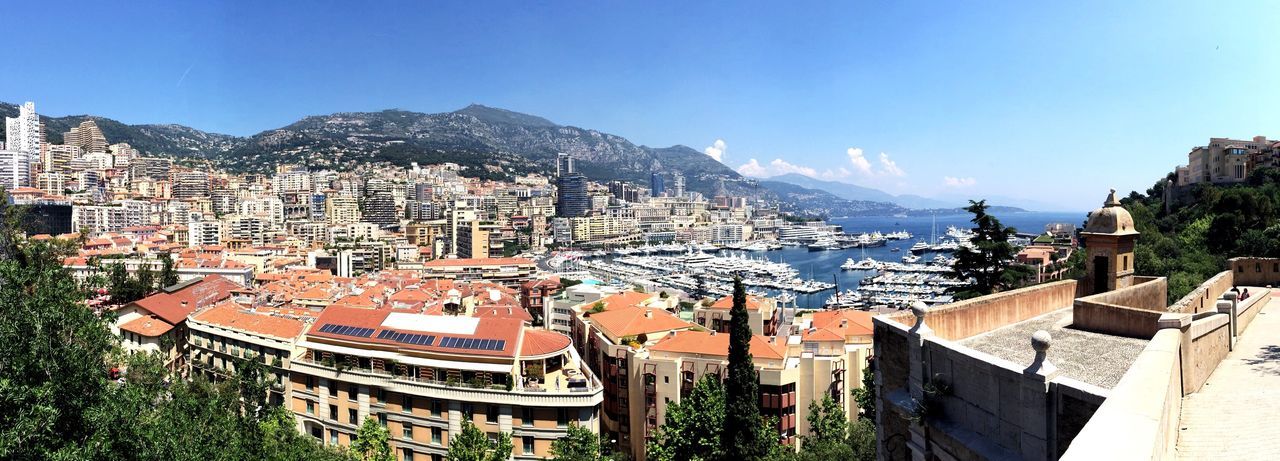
[722,276,767,459]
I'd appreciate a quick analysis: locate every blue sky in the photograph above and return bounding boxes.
[2,1,1278,211]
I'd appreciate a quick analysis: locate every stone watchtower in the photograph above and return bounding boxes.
[1081,189,1140,295]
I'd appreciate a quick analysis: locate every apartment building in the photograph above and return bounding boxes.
[419,257,536,287]
[289,306,604,460]
[693,294,779,336]
[187,299,305,406]
[569,291,874,461]
[1184,136,1274,184]
[111,275,242,371]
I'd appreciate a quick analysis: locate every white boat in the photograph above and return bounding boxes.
[807,237,840,251]
[841,258,879,271]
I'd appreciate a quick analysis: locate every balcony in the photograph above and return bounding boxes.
[293,357,603,408]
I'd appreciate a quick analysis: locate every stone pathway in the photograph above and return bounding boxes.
[1176,295,1280,460]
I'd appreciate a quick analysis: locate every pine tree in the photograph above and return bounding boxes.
[159,253,179,288]
[722,276,769,459]
[950,200,1036,299]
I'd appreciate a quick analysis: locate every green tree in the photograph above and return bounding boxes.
[950,200,1036,299]
[550,422,601,461]
[351,417,395,461]
[0,239,116,459]
[722,277,770,459]
[447,420,513,461]
[159,253,179,288]
[647,375,726,461]
[850,363,876,422]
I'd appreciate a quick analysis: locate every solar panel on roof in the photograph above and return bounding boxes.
[318,323,375,338]
[424,335,435,346]
[378,330,395,339]
[495,340,506,350]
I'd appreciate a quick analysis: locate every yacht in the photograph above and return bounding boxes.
[807,237,840,251]
[841,258,879,271]
[902,254,921,264]
[909,241,931,253]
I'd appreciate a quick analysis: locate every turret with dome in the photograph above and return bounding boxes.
[1081,189,1140,294]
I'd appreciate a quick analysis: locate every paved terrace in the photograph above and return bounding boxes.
[1177,293,1280,459]
[959,307,1148,389]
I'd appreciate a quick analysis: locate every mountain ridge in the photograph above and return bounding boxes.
[1,101,921,215]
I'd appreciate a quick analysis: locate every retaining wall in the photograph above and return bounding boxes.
[1170,270,1233,314]
[886,280,1077,341]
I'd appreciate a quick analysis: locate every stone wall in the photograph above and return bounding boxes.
[1071,276,1168,338]
[1229,257,1280,286]
[1059,329,1183,460]
[1185,313,1231,394]
[885,280,1077,341]
[924,338,1039,459]
[1170,270,1233,314]
[1076,276,1167,312]
[1235,288,1270,333]
[1051,378,1108,459]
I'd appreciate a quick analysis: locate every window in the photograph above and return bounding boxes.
[378,413,387,427]
[432,399,443,417]
[486,405,498,423]
[523,436,535,455]
[376,387,386,403]
[1123,256,1128,270]
[329,381,338,397]
[403,423,414,439]
[403,395,413,413]
[521,407,533,427]
[329,405,338,421]
[557,408,569,427]
[462,403,474,419]
[349,384,359,401]
[306,401,315,415]
[663,376,669,384]
[349,408,358,424]
[403,449,415,461]
[431,427,442,444]
[306,376,315,391]
[329,429,338,445]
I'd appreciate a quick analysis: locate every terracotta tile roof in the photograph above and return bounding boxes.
[709,295,768,311]
[119,314,175,337]
[474,305,533,322]
[191,301,306,340]
[803,309,874,340]
[590,291,657,312]
[587,306,691,339]
[519,329,571,357]
[649,330,787,360]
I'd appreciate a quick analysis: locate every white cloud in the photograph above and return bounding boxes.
[819,167,851,180]
[878,152,905,177]
[704,139,727,162]
[737,158,768,177]
[847,147,905,177]
[846,148,872,175]
[736,158,818,178]
[943,176,977,187]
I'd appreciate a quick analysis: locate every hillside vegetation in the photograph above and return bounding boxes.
[1120,167,1280,300]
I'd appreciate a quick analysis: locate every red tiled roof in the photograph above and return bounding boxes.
[119,314,175,337]
[588,306,691,339]
[709,295,768,311]
[192,301,305,340]
[649,330,787,360]
[519,329,571,357]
